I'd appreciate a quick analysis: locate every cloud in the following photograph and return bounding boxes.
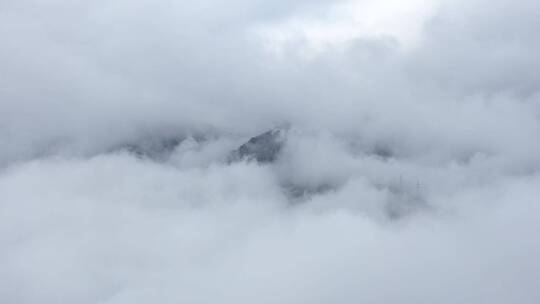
[1,154,539,303]
[1,0,540,303]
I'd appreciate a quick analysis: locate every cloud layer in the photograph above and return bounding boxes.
[1,0,540,303]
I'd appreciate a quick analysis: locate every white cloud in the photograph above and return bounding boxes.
[253,0,440,56]
[1,0,540,302]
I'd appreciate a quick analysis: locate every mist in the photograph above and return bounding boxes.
[1,0,540,303]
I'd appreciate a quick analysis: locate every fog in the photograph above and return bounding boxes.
[1,0,540,303]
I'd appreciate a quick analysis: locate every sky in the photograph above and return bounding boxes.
[1,0,540,303]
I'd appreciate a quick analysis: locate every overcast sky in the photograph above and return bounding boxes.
[1,0,540,303]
